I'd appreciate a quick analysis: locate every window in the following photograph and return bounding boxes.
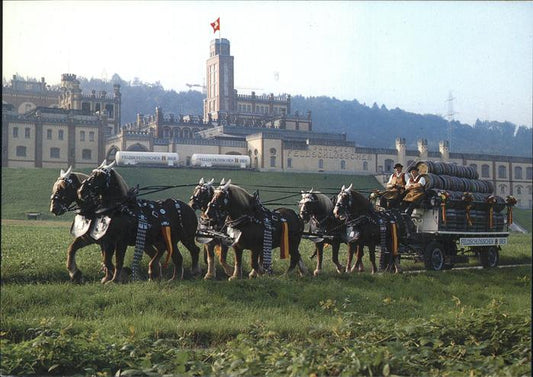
[498,165,507,179]
[287,158,292,168]
[514,166,523,179]
[58,130,64,140]
[527,167,532,180]
[47,129,52,140]
[50,147,60,158]
[340,160,346,170]
[25,128,31,138]
[516,186,522,195]
[470,163,478,173]
[82,149,92,160]
[363,161,369,171]
[80,131,85,142]
[318,159,324,169]
[82,102,91,112]
[384,159,394,173]
[89,131,95,142]
[270,148,276,155]
[270,156,276,167]
[105,104,114,118]
[499,184,507,195]
[12,127,18,138]
[16,146,26,157]
[481,164,490,178]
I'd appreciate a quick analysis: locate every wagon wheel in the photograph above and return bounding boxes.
[479,246,499,268]
[424,241,445,271]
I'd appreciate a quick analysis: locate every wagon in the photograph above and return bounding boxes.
[378,160,514,271]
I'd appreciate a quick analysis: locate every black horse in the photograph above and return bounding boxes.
[333,184,402,273]
[77,161,201,281]
[204,179,307,279]
[299,189,360,275]
[50,166,119,283]
[189,177,233,279]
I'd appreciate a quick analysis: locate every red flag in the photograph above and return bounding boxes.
[210,17,220,33]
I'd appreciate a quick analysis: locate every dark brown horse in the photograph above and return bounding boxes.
[204,179,307,279]
[333,184,400,273]
[299,189,359,275]
[189,177,233,279]
[50,167,117,283]
[77,161,201,281]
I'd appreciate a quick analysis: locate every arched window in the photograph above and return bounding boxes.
[318,159,324,169]
[516,186,522,195]
[363,161,369,171]
[498,165,507,178]
[270,156,276,167]
[499,184,507,195]
[481,164,490,178]
[340,160,346,170]
[287,158,292,168]
[514,166,523,179]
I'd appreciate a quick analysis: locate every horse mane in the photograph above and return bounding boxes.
[228,184,254,210]
[313,192,335,213]
[349,189,373,212]
[109,169,130,198]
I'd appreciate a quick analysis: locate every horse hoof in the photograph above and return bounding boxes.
[313,269,321,276]
[70,270,83,284]
[204,273,215,280]
[228,275,239,281]
[336,266,345,274]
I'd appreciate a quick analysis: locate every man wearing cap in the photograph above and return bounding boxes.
[380,163,408,208]
[401,166,426,216]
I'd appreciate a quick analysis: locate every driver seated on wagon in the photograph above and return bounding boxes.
[400,166,426,216]
[380,163,408,208]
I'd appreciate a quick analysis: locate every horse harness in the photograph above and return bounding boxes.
[214,190,289,273]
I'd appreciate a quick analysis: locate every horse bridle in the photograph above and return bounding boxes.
[190,184,214,211]
[50,176,78,212]
[204,188,230,228]
[334,191,353,221]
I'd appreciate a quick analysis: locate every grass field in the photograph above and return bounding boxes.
[1,167,531,376]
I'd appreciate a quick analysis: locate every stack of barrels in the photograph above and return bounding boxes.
[415,161,506,232]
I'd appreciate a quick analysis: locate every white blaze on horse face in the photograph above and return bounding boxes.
[199,177,205,185]
[207,178,215,186]
[345,183,353,192]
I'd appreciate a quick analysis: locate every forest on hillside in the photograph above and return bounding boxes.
[71,75,532,157]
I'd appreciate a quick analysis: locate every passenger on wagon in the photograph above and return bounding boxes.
[401,166,426,216]
[380,163,408,208]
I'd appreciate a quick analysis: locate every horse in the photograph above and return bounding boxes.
[204,179,307,280]
[189,177,233,279]
[50,166,118,283]
[77,161,201,281]
[299,189,359,275]
[332,184,402,273]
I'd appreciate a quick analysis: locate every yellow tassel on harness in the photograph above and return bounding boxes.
[214,244,222,258]
[489,206,494,229]
[391,222,398,256]
[280,221,289,259]
[507,206,513,225]
[162,226,174,268]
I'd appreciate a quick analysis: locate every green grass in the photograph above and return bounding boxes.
[513,207,532,233]
[1,222,531,375]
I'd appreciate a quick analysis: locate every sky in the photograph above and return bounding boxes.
[3,1,532,128]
